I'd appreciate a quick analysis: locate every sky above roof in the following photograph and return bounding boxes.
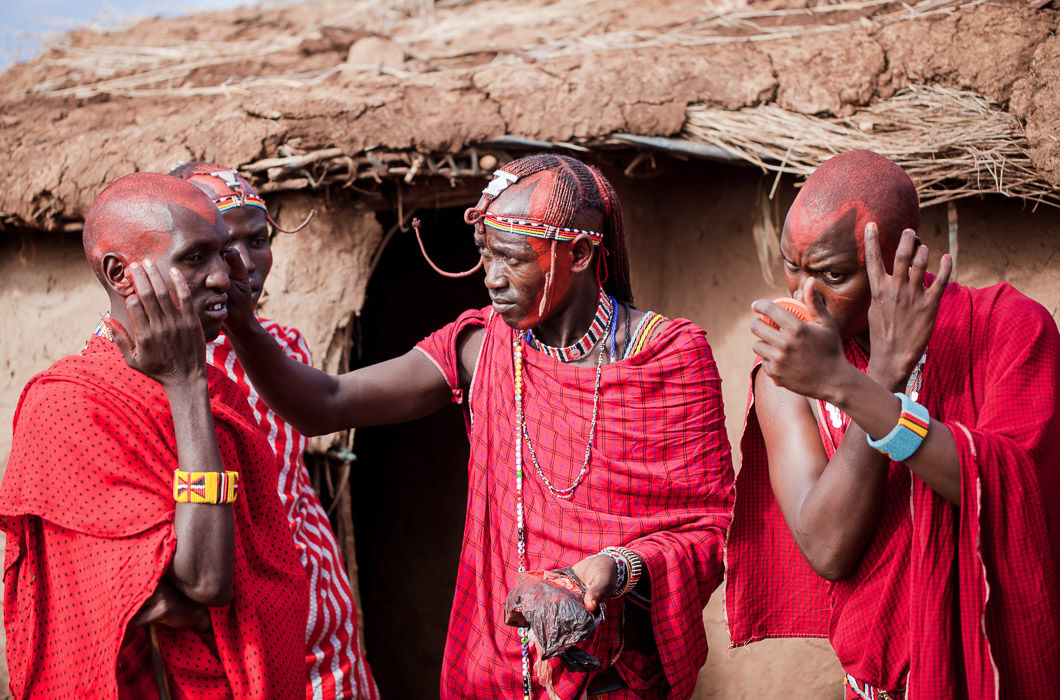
[1,0,247,70]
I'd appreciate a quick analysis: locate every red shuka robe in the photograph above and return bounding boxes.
[208,320,380,700]
[417,307,734,700]
[0,336,310,699]
[725,282,1060,698]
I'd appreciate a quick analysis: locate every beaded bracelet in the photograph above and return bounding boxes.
[600,548,628,596]
[866,392,931,462]
[173,469,239,504]
[600,546,644,598]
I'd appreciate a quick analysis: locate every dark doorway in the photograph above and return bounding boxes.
[351,205,487,697]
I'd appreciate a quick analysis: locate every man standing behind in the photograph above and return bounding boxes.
[0,173,308,698]
[171,162,380,700]
[726,151,1060,698]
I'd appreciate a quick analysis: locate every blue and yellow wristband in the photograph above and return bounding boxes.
[867,392,930,462]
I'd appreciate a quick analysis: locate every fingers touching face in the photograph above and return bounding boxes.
[220,205,271,308]
[124,205,231,341]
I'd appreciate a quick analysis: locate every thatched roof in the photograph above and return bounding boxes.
[1,0,1058,232]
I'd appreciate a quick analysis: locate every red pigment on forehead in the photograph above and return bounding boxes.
[84,173,220,272]
[787,199,871,263]
[789,151,918,269]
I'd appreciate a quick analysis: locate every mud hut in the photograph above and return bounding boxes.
[2,1,1059,697]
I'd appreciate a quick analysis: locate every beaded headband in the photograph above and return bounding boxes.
[481,213,603,246]
[212,191,268,213]
[187,168,315,234]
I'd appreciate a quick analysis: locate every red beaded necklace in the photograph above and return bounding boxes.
[525,289,613,362]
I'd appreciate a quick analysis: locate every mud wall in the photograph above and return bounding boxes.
[1,157,1059,696]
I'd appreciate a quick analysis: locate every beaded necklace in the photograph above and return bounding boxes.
[525,289,614,362]
[511,298,613,699]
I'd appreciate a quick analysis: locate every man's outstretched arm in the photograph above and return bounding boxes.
[221,251,455,436]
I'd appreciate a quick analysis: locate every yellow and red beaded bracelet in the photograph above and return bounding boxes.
[173,469,239,504]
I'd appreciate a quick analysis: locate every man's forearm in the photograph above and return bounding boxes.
[828,364,961,504]
[165,378,235,606]
[793,424,890,580]
[224,317,343,435]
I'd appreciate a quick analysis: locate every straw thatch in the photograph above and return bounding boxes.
[1,0,1058,232]
[684,85,1060,208]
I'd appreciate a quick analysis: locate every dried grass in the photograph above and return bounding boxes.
[683,85,1059,208]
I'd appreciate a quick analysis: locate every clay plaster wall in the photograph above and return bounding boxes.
[0,158,1058,696]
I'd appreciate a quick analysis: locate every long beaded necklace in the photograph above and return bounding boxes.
[511,296,613,699]
[525,289,613,362]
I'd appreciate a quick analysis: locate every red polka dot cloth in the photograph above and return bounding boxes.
[417,307,734,699]
[0,335,309,698]
[208,319,380,700]
[726,282,1060,699]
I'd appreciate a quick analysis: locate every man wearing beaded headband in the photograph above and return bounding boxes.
[171,161,380,700]
[0,172,309,697]
[726,150,1060,698]
[220,153,735,698]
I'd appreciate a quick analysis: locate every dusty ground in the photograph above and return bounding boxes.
[0,0,1058,232]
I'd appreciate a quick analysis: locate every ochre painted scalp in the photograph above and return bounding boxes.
[82,172,220,279]
[473,154,633,305]
[787,150,919,267]
[170,161,259,199]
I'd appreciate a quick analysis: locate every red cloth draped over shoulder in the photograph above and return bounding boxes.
[0,336,309,699]
[725,282,1060,699]
[417,307,734,700]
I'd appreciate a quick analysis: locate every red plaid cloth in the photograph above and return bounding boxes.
[726,282,1060,699]
[417,307,734,700]
[208,320,380,700]
[0,336,309,699]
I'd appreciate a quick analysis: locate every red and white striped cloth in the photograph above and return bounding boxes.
[208,318,380,700]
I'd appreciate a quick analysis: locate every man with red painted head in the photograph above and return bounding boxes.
[221,154,735,699]
[170,161,380,700]
[0,173,309,698]
[726,150,1060,698]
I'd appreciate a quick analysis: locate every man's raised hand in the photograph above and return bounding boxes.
[864,224,952,391]
[107,261,206,387]
[751,277,847,401]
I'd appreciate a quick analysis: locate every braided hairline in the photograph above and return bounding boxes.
[477,154,634,306]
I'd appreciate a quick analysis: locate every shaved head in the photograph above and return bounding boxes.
[785,151,919,270]
[83,172,220,281]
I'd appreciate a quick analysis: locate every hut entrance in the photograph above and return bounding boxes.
[351,204,487,697]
